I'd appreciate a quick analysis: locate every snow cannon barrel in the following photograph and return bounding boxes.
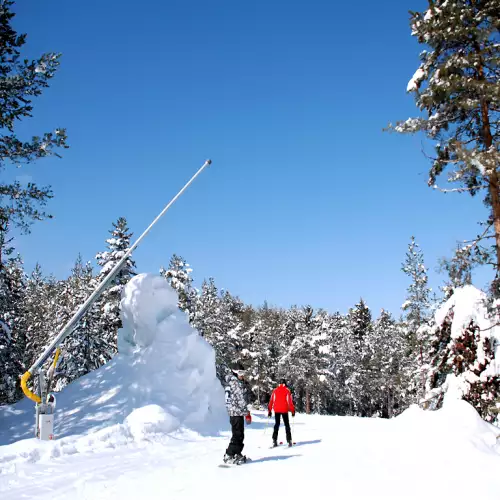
[20,159,212,413]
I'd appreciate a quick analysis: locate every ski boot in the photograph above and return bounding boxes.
[233,453,247,465]
[288,440,293,447]
[223,453,235,464]
[272,440,278,448]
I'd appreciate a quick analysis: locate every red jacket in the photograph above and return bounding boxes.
[268,385,295,414]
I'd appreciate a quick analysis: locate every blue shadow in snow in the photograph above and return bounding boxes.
[293,439,321,447]
[248,454,301,464]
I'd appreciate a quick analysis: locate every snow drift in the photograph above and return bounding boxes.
[0,274,227,470]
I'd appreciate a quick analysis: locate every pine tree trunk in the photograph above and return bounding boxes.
[475,40,500,274]
[306,389,311,414]
[388,389,393,419]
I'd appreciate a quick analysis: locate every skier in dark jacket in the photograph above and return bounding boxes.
[268,379,295,447]
[223,368,252,464]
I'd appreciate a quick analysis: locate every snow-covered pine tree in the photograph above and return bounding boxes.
[423,286,500,422]
[160,254,197,320]
[367,310,411,418]
[96,217,136,354]
[344,299,373,416]
[308,310,334,414]
[279,305,317,413]
[401,236,432,400]
[54,257,111,390]
[389,0,500,291]
[193,277,220,340]
[348,298,372,342]
[438,243,473,300]
[0,0,67,236]
[23,265,59,372]
[192,279,245,371]
[0,248,25,404]
[250,302,287,404]
[327,311,353,414]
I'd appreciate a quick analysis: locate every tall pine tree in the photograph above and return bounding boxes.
[389,0,500,291]
[160,254,197,320]
[96,217,136,354]
[0,0,68,236]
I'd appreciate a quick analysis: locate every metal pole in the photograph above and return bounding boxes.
[26,159,211,375]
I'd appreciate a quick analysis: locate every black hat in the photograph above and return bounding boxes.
[280,379,287,386]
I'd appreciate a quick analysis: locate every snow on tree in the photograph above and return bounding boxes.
[348,298,372,342]
[23,265,60,373]
[388,0,500,291]
[279,305,330,414]
[160,254,197,320]
[54,257,112,390]
[342,299,373,416]
[191,278,245,370]
[96,217,136,353]
[401,236,432,399]
[192,278,220,340]
[366,310,411,418]
[0,0,68,236]
[0,248,25,404]
[247,303,287,405]
[438,242,474,300]
[423,285,500,423]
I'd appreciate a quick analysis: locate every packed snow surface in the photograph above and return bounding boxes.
[1,406,500,499]
[1,276,500,498]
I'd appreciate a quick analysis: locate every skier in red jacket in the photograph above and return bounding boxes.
[268,379,295,447]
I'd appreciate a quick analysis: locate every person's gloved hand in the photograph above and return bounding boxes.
[292,411,295,417]
[268,411,272,418]
[245,413,252,424]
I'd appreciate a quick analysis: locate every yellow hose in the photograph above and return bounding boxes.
[52,348,61,368]
[20,371,41,403]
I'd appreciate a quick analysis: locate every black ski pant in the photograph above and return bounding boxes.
[226,416,244,456]
[272,412,292,443]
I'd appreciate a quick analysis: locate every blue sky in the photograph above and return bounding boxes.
[9,0,490,316]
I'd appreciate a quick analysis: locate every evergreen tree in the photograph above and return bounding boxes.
[193,278,220,340]
[367,310,411,417]
[54,257,111,390]
[389,0,500,288]
[23,265,59,372]
[0,0,67,235]
[279,305,319,413]
[96,217,136,353]
[348,299,372,342]
[344,299,373,416]
[401,236,432,399]
[438,243,473,299]
[0,247,25,404]
[423,286,500,422]
[160,254,197,320]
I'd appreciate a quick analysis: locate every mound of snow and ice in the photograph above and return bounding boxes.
[0,273,227,471]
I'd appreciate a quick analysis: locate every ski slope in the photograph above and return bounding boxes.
[2,407,500,499]
[1,273,500,499]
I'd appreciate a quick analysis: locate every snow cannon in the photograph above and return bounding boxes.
[20,159,212,440]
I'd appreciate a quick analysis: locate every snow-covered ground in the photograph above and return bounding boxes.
[2,407,500,499]
[1,274,500,499]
